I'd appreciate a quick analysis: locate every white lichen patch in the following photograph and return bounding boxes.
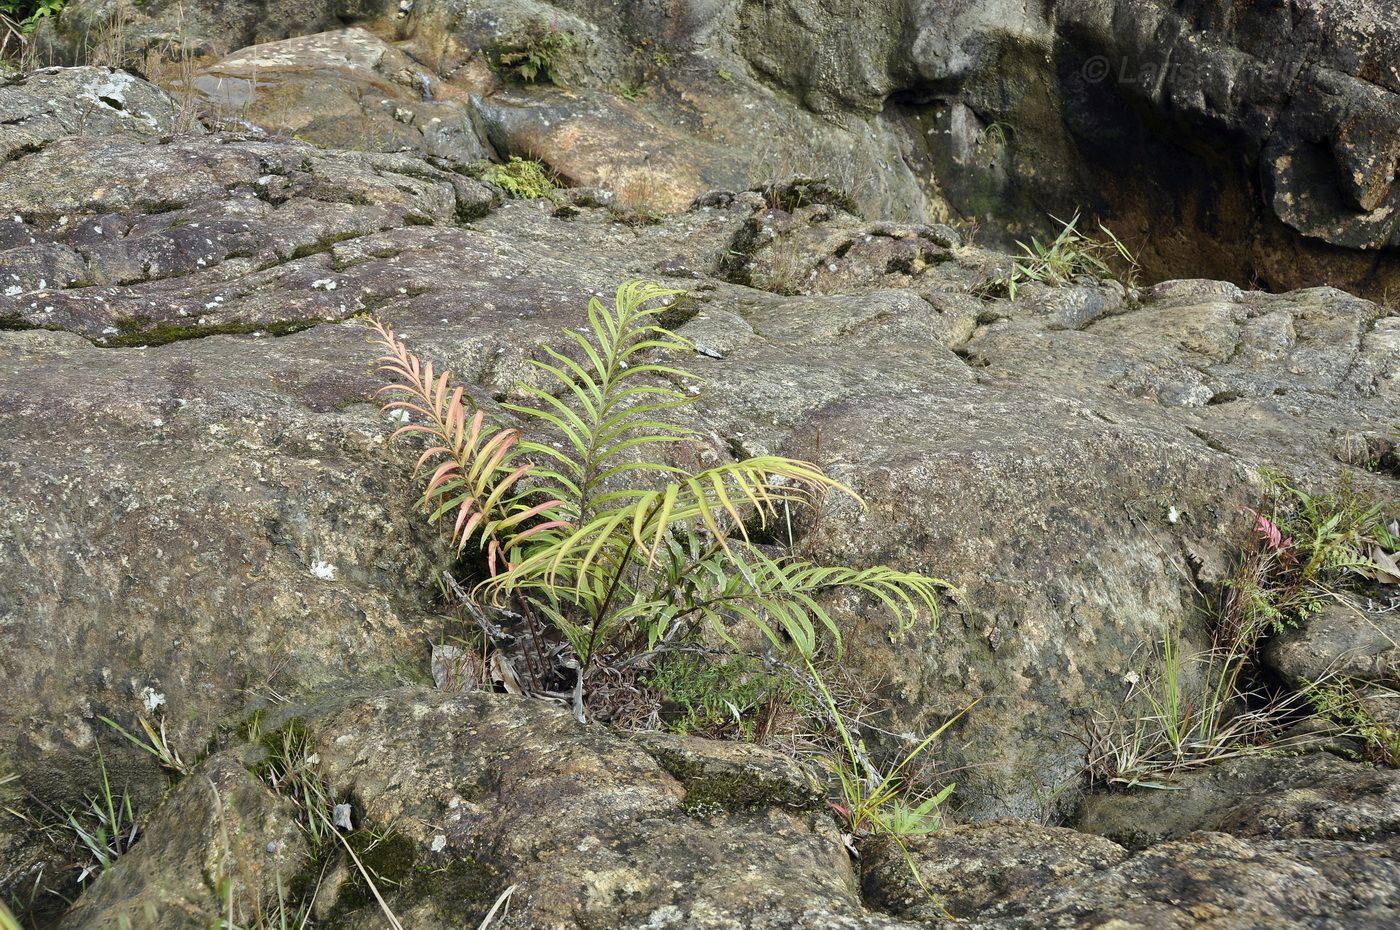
[140,686,167,712]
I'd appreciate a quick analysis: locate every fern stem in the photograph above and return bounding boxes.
[579,496,666,682]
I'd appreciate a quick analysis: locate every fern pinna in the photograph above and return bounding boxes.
[369,281,950,718]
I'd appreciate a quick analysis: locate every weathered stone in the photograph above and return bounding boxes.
[56,753,310,930]
[188,28,491,165]
[1,55,1397,930]
[0,323,444,818]
[1265,601,1400,689]
[1077,753,1400,849]
[962,831,1400,929]
[0,134,495,338]
[38,0,403,63]
[863,818,1128,922]
[0,66,193,163]
[265,687,919,930]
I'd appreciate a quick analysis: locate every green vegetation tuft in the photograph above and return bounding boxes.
[491,16,576,85]
[987,211,1138,299]
[1,0,63,35]
[1221,471,1399,646]
[1306,680,1400,766]
[480,157,558,201]
[643,653,808,740]
[368,280,950,701]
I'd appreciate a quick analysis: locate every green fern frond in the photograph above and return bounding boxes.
[670,543,951,658]
[479,456,844,602]
[504,281,694,519]
[369,279,957,706]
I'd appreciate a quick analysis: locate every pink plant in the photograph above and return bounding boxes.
[1245,507,1293,555]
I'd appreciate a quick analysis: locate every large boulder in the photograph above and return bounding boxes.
[56,753,310,930]
[1078,753,1400,849]
[1264,601,1400,689]
[961,831,1400,929]
[262,687,911,929]
[187,28,491,165]
[35,0,404,62]
[862,818,1129,922]
[0,65,193,162]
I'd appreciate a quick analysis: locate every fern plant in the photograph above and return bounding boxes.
[492,15,576,84]
[369,281,949,717]
[480,157,558,201]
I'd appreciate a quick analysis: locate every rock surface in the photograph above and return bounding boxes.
[56,753,309,930]
[189,28,491,165]
[0,46,1397,930]
[962,831,1400,929]
[1265,600,1400,689]
[0,66,193,163]
[266,687,911,930]
[45,0,1400,296]
[862,819,1128,922]
[1078,753,1400,849]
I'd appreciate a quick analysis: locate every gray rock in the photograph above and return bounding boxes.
[1,60,1398,927]
[963,831,1400,929]
[261,687,919,930]
[188,28,492,165]
[40,1,1400,297]
[38,0,402,62]
[862,818,1128,922]
[56,753,310,930]
[1265,602,1400,689]
[0,66,193,163]
[1077,753,1400,849]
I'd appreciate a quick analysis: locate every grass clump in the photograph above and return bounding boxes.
[491,16,575,85]
[989,211,1138,299]
[480,157,557,201]
[1088,472,1398,789]
[242,718,406,930]
[2,744,140,901]
[1085,625,1301,789]
[64,748,138,885]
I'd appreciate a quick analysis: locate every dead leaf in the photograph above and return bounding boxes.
[432,643,474,691]
[1371,545,1400,585]
[490,653,525,695]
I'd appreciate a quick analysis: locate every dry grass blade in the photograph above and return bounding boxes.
[477,885,519,929]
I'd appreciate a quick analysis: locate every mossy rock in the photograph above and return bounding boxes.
[633,730,825,813]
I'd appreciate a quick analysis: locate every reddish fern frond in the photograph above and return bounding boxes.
[366,318,567,568]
